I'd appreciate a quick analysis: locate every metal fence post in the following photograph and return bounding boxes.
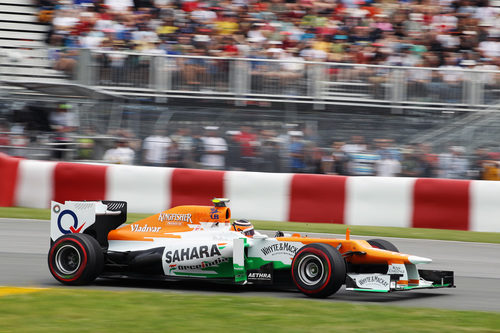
[477,73,484,106]
[76,49,92,85]
[151,55,167,103]
[309,63,325,110]
[165,56,172,92]
[467,71,482,106]
[468,71,474,106]
[401,68,408,103]
[233,59,248,106]
[390,68,404,113]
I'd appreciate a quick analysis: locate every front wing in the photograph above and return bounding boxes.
[346,270,455,292]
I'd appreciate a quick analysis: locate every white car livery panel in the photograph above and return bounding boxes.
[248,239,304,266]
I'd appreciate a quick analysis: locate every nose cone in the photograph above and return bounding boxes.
[409,255,432,264]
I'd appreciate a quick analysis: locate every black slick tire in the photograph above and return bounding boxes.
[48,233,104,285]
[367,239,399,252]
[291,243,346,298]
[361,239,400,274]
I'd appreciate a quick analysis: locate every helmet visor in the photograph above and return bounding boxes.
[243,227,254,237]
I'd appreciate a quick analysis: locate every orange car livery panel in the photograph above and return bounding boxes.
[48,198,454,298]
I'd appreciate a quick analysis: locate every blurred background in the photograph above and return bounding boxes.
[0,0,500,179]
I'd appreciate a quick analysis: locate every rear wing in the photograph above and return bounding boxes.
[50,201,127,247]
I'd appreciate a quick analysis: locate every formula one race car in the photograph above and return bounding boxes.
[48,199,455,298]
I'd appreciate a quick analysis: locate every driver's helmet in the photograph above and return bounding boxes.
[231,219,255,237]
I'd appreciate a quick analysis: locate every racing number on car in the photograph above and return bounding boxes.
[57,210,86,235]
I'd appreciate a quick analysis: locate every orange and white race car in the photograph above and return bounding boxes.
[48,199,454,298]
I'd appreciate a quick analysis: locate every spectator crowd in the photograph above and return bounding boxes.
[34,0,500,105]
[2,101,500,180]
[102,127,500,181]
[20,0,500,180]
[38,0,500,74]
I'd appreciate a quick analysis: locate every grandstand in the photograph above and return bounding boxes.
[0,0,499,178]
[0,0,68,85]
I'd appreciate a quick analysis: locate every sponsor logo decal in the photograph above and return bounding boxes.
[166,221,184,226]
[168,264,177,274]
[159,213,192,223]
[57,210,86,235]
[260,242,299,256]
[388,264,405,275]
[130,224,162,232]
[165,244,222,263]
[209,207,219,220]
[247,263,273,283]
[357,275,390,288]
[177,257,228,270]
[248,272,272,280]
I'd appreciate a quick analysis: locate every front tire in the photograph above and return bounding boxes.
[367,239,399,252]
[291,243,346,298]
[48,233,104,285]
[359,238,400,274]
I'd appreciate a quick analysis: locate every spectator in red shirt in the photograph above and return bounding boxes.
[235,126,258,170]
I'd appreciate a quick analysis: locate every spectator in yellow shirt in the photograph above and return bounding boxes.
[313,34,332,53]
[215,14,239,35]
[157,17,178,36]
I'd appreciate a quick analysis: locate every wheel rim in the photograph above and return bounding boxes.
[54,244,81,275]
[297,254,325,286]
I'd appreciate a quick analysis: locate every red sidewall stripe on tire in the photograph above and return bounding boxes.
[292,247,332,294]
[49,238,88,282]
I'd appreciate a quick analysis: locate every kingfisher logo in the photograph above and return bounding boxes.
[57,210,86,234]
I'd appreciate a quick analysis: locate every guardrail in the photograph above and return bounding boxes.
[74,49,500,111]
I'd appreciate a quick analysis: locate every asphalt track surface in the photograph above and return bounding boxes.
[1,219,499,312]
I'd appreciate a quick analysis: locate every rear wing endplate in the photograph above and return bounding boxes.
[50,200,127,247]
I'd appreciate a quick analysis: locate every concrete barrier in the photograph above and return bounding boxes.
[1,153,499,232]
[0,153,20,207]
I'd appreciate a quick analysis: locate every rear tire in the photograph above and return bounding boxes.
[48,233,104,285]
[291,243,346,298]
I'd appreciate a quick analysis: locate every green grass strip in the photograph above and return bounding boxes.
[0,207,51,220]
[1,207,499,244]
[252,221,500,244]
[0,289,499,332]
